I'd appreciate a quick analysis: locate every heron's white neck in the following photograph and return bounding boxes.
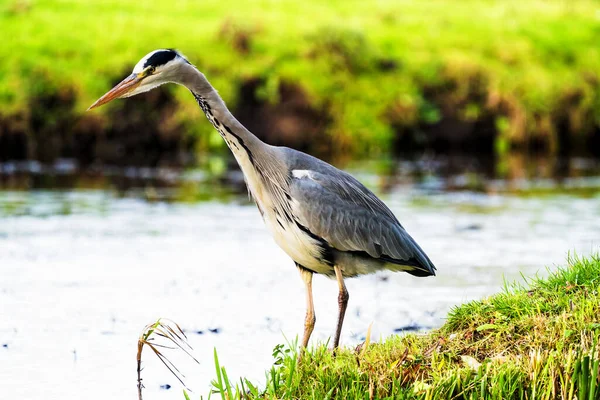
[174,63,280,205]
[177,63,264,156]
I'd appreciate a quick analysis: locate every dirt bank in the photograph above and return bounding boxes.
[1,75,599,167]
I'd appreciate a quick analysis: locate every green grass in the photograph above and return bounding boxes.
[2,0,600,156]
[204,253,600,399]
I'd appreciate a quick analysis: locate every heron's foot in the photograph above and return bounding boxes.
[297,348,305,364]
[324,343,340,358]
[332,347,339,358]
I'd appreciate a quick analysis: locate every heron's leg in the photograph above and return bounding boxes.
[333,265,349,349]
[298,265,316,352]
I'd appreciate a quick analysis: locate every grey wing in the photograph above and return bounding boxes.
[289,169,436,276]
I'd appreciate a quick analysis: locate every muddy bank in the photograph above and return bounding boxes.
[389,70,600,158]
[0,73,599,167]
[0,79,195,167]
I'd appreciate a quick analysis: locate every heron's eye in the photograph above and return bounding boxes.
[140,66,155,77]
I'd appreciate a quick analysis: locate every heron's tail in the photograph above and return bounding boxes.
[381,234,436,277]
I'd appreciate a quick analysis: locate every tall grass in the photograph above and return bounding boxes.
[204,253,600,399]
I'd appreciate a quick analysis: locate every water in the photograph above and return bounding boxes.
[0,162,599,400]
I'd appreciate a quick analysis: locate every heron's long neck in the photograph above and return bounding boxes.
[179,66,265,167]
[176,64,286,207]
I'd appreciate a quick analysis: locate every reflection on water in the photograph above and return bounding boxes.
[0,155,599,400]
[1,153,599,202]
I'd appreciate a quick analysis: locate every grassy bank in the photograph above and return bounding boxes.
[1,0,600,162]
[207,253,600,399]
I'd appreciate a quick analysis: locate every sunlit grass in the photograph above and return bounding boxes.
[1,0,599,155]
[204,253,600,399]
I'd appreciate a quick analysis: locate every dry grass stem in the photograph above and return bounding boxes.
[136,318,199,400]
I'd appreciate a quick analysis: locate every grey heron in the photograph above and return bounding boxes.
[89,49,436,350]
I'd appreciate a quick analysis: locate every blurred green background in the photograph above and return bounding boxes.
[1,0,599,181]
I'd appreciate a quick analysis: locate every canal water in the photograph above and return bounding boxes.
[0,159,599,399]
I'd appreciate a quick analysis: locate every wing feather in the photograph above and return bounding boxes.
[289,169,435,275]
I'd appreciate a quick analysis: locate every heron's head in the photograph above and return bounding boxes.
[88,49,189,110]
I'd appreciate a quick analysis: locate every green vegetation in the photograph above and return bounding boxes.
[1,0,599,157]
[206,253,600,399]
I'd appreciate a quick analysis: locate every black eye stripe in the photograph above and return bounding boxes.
[143,50,177,69]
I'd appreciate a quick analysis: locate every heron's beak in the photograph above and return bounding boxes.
[87,73,142,110]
